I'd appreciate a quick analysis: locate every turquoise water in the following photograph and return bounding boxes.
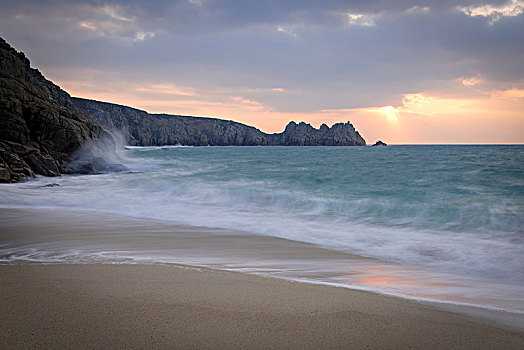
[131,145,523,234]
[1,145,523,311]
[119,145,524,281]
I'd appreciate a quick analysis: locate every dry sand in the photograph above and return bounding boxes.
[1,263,524,349]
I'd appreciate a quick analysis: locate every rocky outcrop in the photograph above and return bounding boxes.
[0,36,367,183]
[0,37,118,182]
[372,140,387,146]
[273,121,365,146]
[72,98,366,147]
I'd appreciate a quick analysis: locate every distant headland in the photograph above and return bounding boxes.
[0,36,366,182]
[72,98,366,147]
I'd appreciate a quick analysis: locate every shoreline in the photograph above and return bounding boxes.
[1,207,524,333]
[1,263,524,349]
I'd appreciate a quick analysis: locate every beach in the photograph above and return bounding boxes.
[1,5,524,348]
[1,208,524,349]
[2,263,524,349]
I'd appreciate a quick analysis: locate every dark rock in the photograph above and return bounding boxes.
[64,161,96,175]
[0,36,116,182]
[72,98,367,147]
[90,157,127,173]
[107,163,127,172]
[0,141,35,181]
[273,120,365,146]
[92,157,108,171]
[0,166,10,182]
[24,151,60,176]
[43,183,60,187]
[63,155,128,175]
[0,36,366,184]
[372,140,387,146]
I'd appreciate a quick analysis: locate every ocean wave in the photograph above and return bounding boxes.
[124,145,194,150]
[1,145,523,284]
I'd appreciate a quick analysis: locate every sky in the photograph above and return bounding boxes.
[1,0,523,144]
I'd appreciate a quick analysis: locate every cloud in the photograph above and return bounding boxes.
[491,88,524,100]
[365,88,524,120]
[1,0,523,143]
[55,68,524,143]
[366,93,472,117]
[101,5,136,22]
[73,5,156,43]
[369,105,400,122]
[133,31,155,42]
[322,90,524,143]
[78,21,97,31]
[460,76,482,87]
[406,6,430,14]
[231,96,265,110]
[458,0,524,24]
[134,83,197,96]
[346,13,380,27]
[277,25,298,37]
[76,20,154,42]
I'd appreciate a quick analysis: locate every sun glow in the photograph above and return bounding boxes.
[53,68,524,144]
[371,105,399,123]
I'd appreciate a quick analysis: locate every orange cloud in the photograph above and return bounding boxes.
[231,96,265,110]
[358,90,524,143]
[491,88,524,100]
[78,21,97,31]
[55,72,524,145]
[134,84,197,97]
[460,76,482,87]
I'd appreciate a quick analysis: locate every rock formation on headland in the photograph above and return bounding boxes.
[72,98,366,147]
[372,140,387,146]
[0,37,123,182]
[276,121,364,146]
[0,36,366,182]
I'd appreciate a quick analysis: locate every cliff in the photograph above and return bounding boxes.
[275,121,365,146]
[72,98,366,147]
[0,37,118,182]
[0,36,366,183]
[71,98,269,146]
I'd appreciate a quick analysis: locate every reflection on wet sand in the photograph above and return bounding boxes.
[1,208,524,330]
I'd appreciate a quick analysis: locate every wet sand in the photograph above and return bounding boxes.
[1,263,524,349]
[1,208,524,348]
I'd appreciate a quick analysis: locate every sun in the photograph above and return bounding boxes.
[366,105,400,123]
[381,105,399,123]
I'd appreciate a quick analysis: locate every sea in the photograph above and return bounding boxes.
[1,145,523,317]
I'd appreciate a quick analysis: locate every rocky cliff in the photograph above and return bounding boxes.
[72,98,366,147]
[275,121,365,146]
[0,37,117,182]
[0,36,365,183]
[71,98,269,146]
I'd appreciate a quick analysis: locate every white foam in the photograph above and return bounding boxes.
[1,145,524,316]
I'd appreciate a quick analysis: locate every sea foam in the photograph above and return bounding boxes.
[1,145,523,312]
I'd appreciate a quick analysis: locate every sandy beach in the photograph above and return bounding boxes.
[1,4,524,348]
[1,263,524,349]
[1,208,524,349]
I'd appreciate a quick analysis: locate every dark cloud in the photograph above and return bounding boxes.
[0,0,523,112]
